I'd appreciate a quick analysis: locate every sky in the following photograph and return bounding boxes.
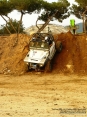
[0,0,82,28]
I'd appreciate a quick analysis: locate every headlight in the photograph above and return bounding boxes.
[42,56,47,59]
[39,64,43,67]
[27,54,29,57]
[26,63,29,65]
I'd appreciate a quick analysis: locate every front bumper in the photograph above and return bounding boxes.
[28,62,45,70]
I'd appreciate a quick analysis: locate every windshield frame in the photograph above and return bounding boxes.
[29,41,49,50]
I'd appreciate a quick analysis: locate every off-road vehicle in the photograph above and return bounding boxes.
[24,32,62,72]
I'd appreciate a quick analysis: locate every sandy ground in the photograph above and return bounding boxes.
[0,73,87,117]
[0,32,87,117]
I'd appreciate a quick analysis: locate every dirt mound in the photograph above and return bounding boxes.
[0,32,87,75]
[53,32,87,75]
[0,34,31,75]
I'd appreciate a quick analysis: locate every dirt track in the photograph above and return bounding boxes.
[0,73,87,117]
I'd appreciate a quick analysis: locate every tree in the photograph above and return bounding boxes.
[0,0,44,36]
[0,0,70,35]
[38,0,70,22]
[0,19,25,34]
[36,0,70,32]
[71,0,87,32]
[75,0,87,6]
[9,0,70,34]
[9,0,44,34]
[0,0,17,34]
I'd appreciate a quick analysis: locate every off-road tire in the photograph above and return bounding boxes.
[27,63,31,71]
[45,60,52,72]
[56,41,62,52]
[35,64,40,72]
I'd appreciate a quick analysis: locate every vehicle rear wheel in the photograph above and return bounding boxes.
[45,60,52,72]
[56,41,62,52]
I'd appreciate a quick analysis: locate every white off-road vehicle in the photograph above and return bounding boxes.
[24,33,62,72]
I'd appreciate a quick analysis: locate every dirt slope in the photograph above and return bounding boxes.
[0,34,30,75]
[0,32,87,75]
[53,32,87,75]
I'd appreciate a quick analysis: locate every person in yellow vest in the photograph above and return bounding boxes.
[70,19,76,35]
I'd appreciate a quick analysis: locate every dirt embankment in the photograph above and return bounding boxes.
[0,32,87,75]
[53,32,87,74]
[0,34,30,75]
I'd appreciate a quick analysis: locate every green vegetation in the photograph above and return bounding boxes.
[0,19,25,34]
[0,0,70,35]
[1,0,86,35]
[71,0,87,19]
[70,0,87,32]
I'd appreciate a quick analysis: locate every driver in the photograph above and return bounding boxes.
[45,36,52,45]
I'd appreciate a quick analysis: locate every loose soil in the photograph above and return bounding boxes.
[0,73,87,117]
[0,32,87,75]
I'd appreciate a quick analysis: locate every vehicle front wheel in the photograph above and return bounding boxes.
[35,64,40,72]
[45,60,52,72]
[56,41,62,52]
[27,63,31,71]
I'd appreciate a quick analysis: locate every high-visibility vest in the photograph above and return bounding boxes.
[70,19,75,27]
